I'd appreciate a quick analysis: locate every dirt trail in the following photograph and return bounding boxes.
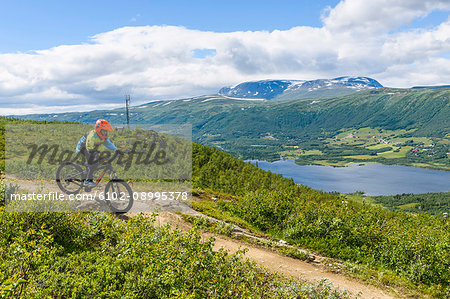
[5,178,397,298]
[148,212,397,299]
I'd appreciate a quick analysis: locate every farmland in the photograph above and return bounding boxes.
[283,127,450,170]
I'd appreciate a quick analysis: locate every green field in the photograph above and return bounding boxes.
[398,202,419,209]
[366,144,392,150]
[280,148,323,158]
[343,155,375,159]
[377,146,413,158]
[291,126,450,170]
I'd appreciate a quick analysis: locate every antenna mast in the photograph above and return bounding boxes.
[125,95,130,129]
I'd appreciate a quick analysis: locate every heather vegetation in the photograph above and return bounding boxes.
[1,204,352,298]
[1,117,449,297]
[0,117,349,298]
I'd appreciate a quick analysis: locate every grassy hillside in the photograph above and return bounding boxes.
[1,117,449,297]
[18,88,450,169]
[0,117,79,172]
[0,117,347,298]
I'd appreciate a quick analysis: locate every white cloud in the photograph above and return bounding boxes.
[323,0,450,33]
[0,0,449,114]
[0,103,123,116]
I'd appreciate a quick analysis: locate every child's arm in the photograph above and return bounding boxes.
[75,135,86,153]
[103,138,117,151]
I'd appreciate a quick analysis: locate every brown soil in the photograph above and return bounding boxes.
[144,212,398,299]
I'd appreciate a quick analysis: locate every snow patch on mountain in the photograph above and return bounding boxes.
[219,77,382,100]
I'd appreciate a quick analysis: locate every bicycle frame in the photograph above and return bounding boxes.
[56,150,133,212]
[94,164,115,184]
[83,151,121,191]
[82,163,116,191]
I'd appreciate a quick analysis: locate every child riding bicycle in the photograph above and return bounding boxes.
[75,119,117,186]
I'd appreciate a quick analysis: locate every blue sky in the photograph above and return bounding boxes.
[0,0,342,53]
[0,0,449,114]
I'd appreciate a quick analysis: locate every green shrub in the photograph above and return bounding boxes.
[0,210,350,298]
[192,143,450,295]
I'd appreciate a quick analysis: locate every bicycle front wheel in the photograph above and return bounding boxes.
[56,162,84,194]
[105,179,133,213]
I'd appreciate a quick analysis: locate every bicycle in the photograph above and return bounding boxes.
[55,150,133,213]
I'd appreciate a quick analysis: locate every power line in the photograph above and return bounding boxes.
[125,95,130,129]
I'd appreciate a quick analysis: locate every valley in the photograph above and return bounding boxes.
[18,87,450,171]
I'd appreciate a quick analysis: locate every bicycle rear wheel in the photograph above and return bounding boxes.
[56,162,84,194]
[105,179,133,213]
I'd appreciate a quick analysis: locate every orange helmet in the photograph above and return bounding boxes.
[94,119,114,140]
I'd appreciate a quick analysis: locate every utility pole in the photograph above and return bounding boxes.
[125,95,130,129]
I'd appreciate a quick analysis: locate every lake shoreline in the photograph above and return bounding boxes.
[291,158,450,172]
[247,159,450,196]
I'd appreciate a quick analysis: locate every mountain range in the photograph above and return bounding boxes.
[19,86,449,143]
[13,75,450,165]
[218,76,383,100]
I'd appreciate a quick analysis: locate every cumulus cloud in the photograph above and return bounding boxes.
[323,0,450,33]
[0,0,449,114]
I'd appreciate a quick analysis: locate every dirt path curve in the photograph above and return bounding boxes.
[147,212,397,299]
[211,235,395,298]
[4,177,397,298]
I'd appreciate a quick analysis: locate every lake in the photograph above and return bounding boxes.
[248,160,450,196]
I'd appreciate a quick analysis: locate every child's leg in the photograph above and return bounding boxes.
[84,150,100,181]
